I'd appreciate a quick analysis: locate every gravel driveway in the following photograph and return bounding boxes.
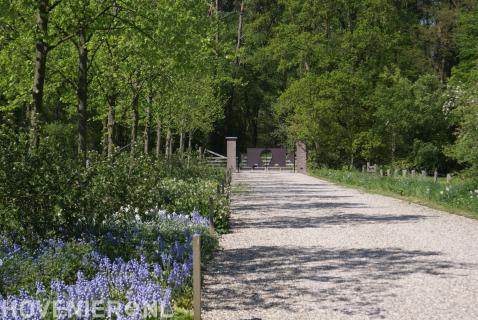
[202,172,478,320]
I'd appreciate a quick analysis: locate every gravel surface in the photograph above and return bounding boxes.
[202,172,478,320]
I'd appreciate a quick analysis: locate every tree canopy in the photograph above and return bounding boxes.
[1,0,477,174]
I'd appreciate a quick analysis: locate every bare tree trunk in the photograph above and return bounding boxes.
[314,141,320,165]
[30,0,50,152]
[165,129,171,158]
[102,117,108,155]
[179,131,184,154]
[77,29,88,163]
[235,1,244,65]
[391,131,396,165]
[188,130,193,152]
[155,117,162,157]
[169,133,174,156]
[215,0,219,44]
[131,93,139,155]
[144,94,152,154]
[107,93,116,158]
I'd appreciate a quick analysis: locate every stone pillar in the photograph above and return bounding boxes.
[295,141,307,174]
[226,137,237,172]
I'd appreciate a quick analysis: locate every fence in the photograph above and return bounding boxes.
[204,149,227,167]
[361,164,452,183]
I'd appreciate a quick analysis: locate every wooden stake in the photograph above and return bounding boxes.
[209,196,215,233]
[193,235,201,320]
[434,170,438,183]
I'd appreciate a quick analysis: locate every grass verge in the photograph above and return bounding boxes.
[309,168,478,220]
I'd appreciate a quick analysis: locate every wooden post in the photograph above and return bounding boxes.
[394,168,399,177]
[193,235,201,320]
[402,169,408,177]
[434,170,438,183]
[362,165,366,173]
[226,137,237,172]
[447,173,452,184]
[198,146,203,159]
[421,170,427,177]
[387,169,391,176]
[208,196,214,233]
[411,169,416,177]
[380,169,384,177]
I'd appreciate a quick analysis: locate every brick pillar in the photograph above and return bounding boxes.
[295,141,307,174]
[226,137,237,172]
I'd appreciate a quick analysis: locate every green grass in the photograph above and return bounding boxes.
[310,168,478,219]
[172,308,193,320]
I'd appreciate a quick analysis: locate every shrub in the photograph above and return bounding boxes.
[0,125,230,241]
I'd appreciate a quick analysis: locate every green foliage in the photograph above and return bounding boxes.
[0,240,96,296]
[446,4,478,175]
[0,125,230,242]
[445,83,478,174]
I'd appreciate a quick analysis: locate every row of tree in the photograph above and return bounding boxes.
[2,0,477,174]
[215,0,477,173]
[1,0,225,162]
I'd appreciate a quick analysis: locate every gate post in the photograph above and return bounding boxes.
[226,137,237,172]
[295,141,307,174]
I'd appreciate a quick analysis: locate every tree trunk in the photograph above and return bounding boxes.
[169,133,174,156]
[107,93,116,158]
[77,29,88,163]
[179,131,184,154]
[30,0,50,152]
[391,131,396,165]
[102,117,108,155]
[144,94,152,154]
[188,131,193,152]
[165,129,171,158]
[131,93,139,155]
[155,117,162,157]
[215,0,219,45]
[235,1,245,65]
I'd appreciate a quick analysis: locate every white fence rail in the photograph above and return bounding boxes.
[204,149,227,167]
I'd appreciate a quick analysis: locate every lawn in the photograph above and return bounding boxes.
[310,168,478,219]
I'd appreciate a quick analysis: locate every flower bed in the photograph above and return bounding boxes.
[0,211,216,319]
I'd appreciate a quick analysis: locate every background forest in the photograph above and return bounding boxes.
[1,1,477,173]
[212,0,478,174]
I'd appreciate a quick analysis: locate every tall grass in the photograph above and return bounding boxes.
[310,168,478,218]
